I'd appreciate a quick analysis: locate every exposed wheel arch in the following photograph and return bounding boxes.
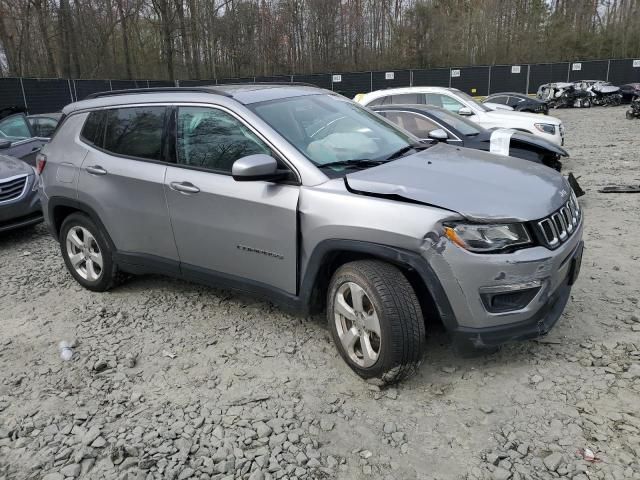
[300,239,457,332]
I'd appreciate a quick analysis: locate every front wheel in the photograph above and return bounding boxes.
[327,260,425,385]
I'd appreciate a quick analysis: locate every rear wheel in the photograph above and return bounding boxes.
[60,213,118,291]
[327,260,425,385]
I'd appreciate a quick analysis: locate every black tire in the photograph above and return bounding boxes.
[327,260,425,385]
[626,110,634,120]
[60,213,118,292]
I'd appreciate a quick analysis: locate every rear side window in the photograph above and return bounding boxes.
[391,93,424,104]
[80,111,105,146]
[103,107,166,160]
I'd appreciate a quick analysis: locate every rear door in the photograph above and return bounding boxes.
[77,106,179,270]
[164,105,299,294]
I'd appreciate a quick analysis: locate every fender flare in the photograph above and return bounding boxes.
[47,196,117,251]
[299,239,458,329]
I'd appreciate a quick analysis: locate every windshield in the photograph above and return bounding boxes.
[454,90,492,112]
[427,108,484,136]
[250,94,415,169]
[0,114,32,141]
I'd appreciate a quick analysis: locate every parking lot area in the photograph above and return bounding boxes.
[1,106,639,480]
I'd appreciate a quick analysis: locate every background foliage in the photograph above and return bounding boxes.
[1,0,639,80]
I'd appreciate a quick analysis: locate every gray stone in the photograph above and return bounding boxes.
[255,422,273,438]
[543,452,563,471]
[320,419,334,432]
[178,467,195,480]
[383,422,396,434]
[42,473,64,480]
[60,463,81,477]
[493,467,512,480]
[248,471,265,480]
[82,426,101,446]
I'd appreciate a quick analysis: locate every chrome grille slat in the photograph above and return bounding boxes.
[0,174,28,204]
[536,195,581,249]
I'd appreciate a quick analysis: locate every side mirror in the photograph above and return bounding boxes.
[427,129,448,141]
[458,106,473,116]
[0,140,11,149]
[232,154,289,182]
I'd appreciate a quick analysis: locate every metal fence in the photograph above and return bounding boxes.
[2,58,639,114]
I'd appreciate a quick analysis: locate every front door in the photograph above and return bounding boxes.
[164,106,299,294]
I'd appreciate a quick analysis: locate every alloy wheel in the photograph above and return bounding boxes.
[66,226,103,281]
[334,281,381,368]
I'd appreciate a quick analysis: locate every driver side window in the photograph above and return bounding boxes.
[176,107,271,173]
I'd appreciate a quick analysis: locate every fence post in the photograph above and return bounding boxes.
[526,64,530,94]
[369,72,373,92]
[19,78,28,112]
[487,66,492,95]
[566,63,570,82]
[109,80,113,90]
[448,69,452,88]
[67,79,74,103]
[410,70,413,87]
[606,59,611,82]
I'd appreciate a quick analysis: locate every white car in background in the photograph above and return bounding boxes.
[355,87,565,146]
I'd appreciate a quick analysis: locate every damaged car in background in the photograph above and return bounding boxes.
[537,83,592,108]
[626,93,640,120]
[371,104,567,171]
[355,87,565,146]
[483,92,549,114]
[574,80,622,107]
[39,85,584,384]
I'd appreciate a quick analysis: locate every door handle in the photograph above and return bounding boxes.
[170,181,200,194]
[86,165,107,176]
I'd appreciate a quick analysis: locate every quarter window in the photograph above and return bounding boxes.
[103,107,166,160]
[176,107,271,173]
[81,111,106,147]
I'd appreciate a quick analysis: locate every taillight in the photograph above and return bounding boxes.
[36,153,47,174]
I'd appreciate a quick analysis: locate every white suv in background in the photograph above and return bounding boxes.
[355,87,565,146]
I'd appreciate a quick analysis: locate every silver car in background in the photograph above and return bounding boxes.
[38,85,583,384]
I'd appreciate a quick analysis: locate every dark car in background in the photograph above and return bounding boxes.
[483,92,549,114]
[620,83,640,103]
[0,153,42,232]
[27,113,63,138]
[0,107,48,165]
[372,104,567,171]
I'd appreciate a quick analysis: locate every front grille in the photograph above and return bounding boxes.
[536,194,581,249]
[0,175,28,204]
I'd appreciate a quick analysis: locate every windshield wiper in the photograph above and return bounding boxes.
[317,159,388,170]
[385,143,431,161]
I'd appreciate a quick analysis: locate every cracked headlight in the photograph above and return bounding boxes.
[534,123,556,135]
[444,223,532,253]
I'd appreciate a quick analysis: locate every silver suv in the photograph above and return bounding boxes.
[39,85,584,384]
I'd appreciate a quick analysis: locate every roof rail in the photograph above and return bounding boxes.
[218,81,317,88]
[85,87,232,99]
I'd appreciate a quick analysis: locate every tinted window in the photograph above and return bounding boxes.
[36,118,59,137]
[489,96,508,104]
[81,111,105,146]
[426,93,465,113]
[427,108,483,136]
[103,107,166,160]
[176,107,270,172]
[0,115,31,141]
[391,93,424,104]
[383,111,440,138]
[367,97,385,107]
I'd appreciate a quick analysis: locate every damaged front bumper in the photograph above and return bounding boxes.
[422,220,584,350]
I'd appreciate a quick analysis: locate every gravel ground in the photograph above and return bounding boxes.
[1,106,639,480]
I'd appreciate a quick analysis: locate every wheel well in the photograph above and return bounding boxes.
[307,250,442,330]
[51,205,82,237]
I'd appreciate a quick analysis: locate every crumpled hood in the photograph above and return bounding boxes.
[0,154,33,178]
[486,108,562,126]
[345,143,570,222]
